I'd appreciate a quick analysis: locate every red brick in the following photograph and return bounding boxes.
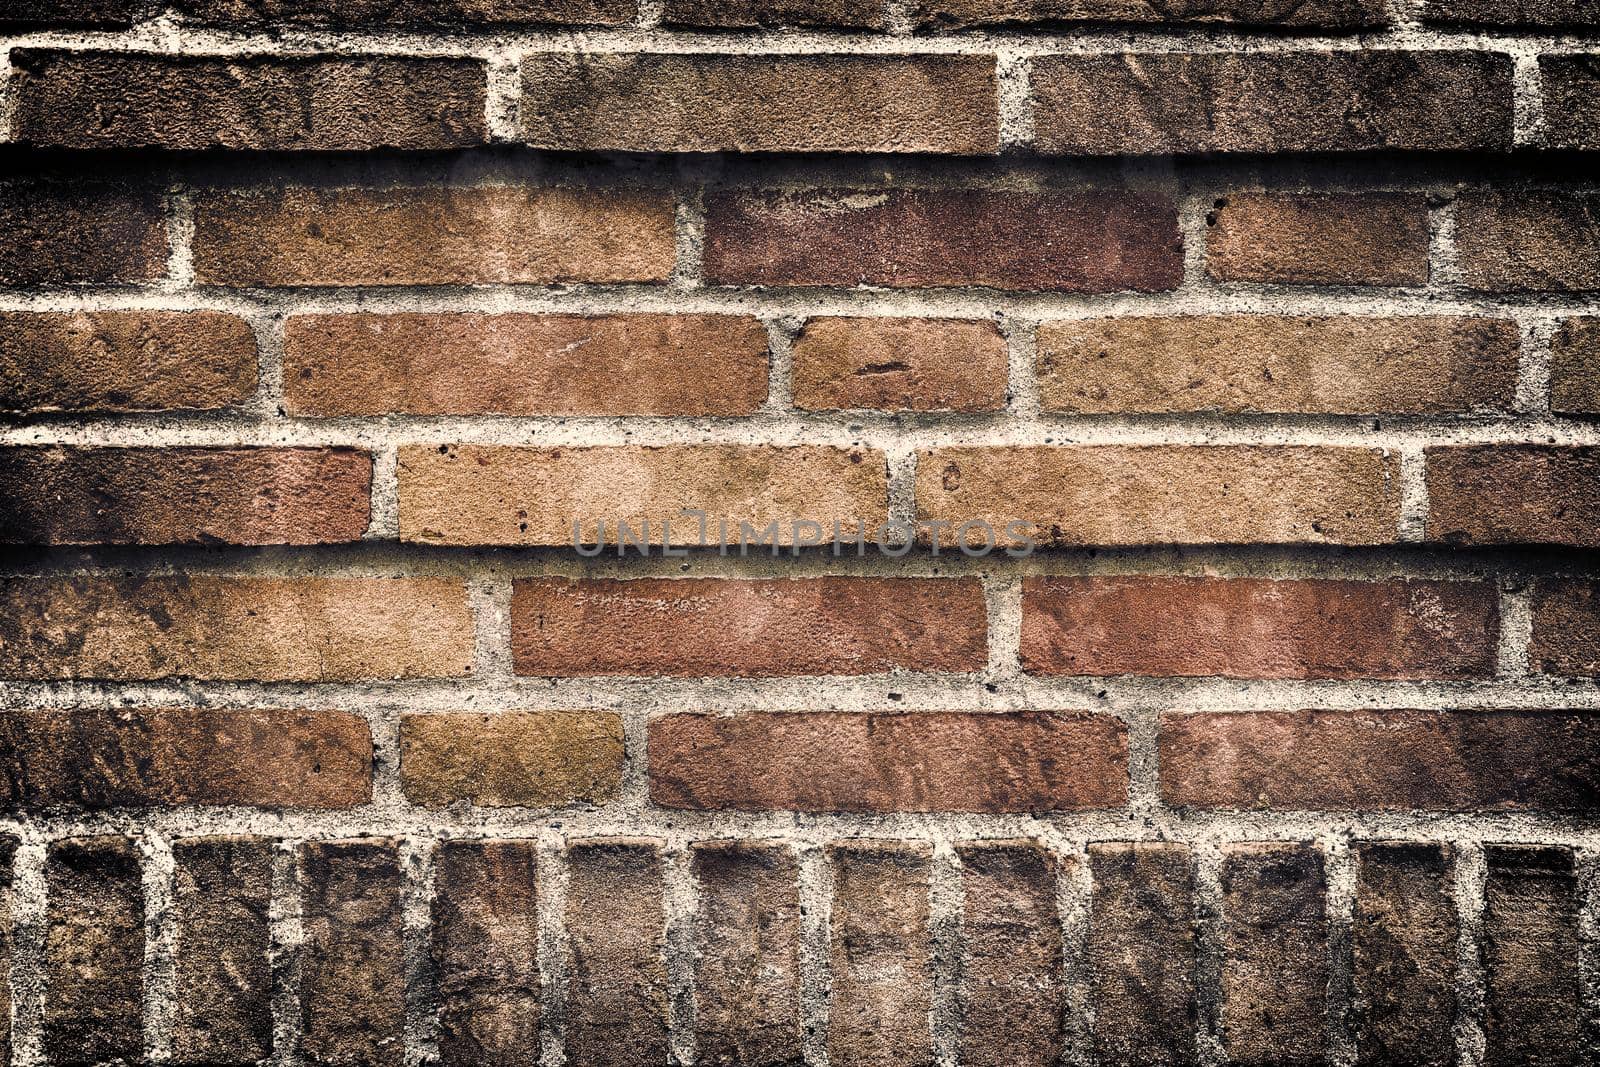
[1424,0,1600,26]
[704,188,1182,292]
[564,839,667,1067]
[1160,710,1600,811]
[1456,190,1600,292]
[511,577,987,677]
[45,837,144,1066]
[285,313,768,417]
[915,0,1386,28]
[0,446,371,545]
[0,179,166,286]
[1352,843,1457,1066]
[1426,445,1600,546]
[1532,578,1600,677]
[1552,317,1600,414]
[1206,193,1431,286]
[650,711,1126,812]
[176,0,633,26]
[1021,576,1498,680]
[792,316,1007,412]
[172,837,274,1066]
[1540,55,1600,150]
[666,0,885,27]
[1482,846,1581,1066]
[400,711,624,808]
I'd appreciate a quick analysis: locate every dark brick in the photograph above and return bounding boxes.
[1533,578,1600,677]
[1456,190,1600,292]
[1552,317,1600,414]
[0,179,166,286]
[0,0,140,26]
[1352,843,1456,1066]
[915,0,1387,29]
[172,837,275,1066]
[1424,0,1600,25]
[0,836,16,1066]
[665,0,886,27]
[1482,846,1581,1066]
[175,0,633,27]
[565,840,667,1067]
[1540,55,1600,149]
[45,837,144,1066]
[1426,445,1600,546]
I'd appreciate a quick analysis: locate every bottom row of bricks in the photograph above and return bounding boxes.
[16,835,1584,1067]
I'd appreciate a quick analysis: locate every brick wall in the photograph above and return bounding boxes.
[0,2,1598,1065]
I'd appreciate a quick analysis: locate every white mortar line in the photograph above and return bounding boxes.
[798,845,832,1067]
[664,845,698,1067]
[268,842,304,1067]
[672,183,706,292]
[247,311,287,420]
[1509,47,1545,147]
[1452,842,1487,1067]
[366,445,401,541]
[401,838,438,1067]
[469,573,516,684]
[1001,314,1040,417]
[10,843,48,1067]
[535,835,569,1067]
[162,188,195,293]
[484,46,523,142]
[1192,840,1225,1067]
[1515,316,1557,414]
[982,575,1023,685]
[1495,581,1535,679]
[995,49,1032,153]
[1397,447,1430,543]
[141,832,177,1066]
[1324,838,1356,1067]
[1060,845,1092,1067]
[929,842,962,1067]
[763,316,800,414]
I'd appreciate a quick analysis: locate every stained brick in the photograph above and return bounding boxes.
[1456,190,1600,292]
[45,837,144,1066]
[1540,55,1600,150]
[1532,578,1600,677]
[0,0,140,25]
[1482,845,1581,1066]
[400,712,624,808]
[172,837,275,1066]
[1426,445,1600,546]
[1206,193,1430,286]
[915,0,1387,28]
[1552,317,1600,414]
[176,0,633,26]
[665,0,886,27]
[1423,0,1600,26]
[0,179,166,286]
[792,316,1007,412]
[1351,843,1456,1066]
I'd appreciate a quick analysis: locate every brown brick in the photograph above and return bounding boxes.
[0,836,13,1066]
[918,446,1401,547]
[400,711,624,808]
[1033,51,1512,154]
[432,840,541,1067]
[564,839,667,1067]
[666,0,885,27]
[792,316,1007,412]
[511,577,987,677]
[0,311,256,414]
[0,179,166,286]
[172,837,274,1066]
[1352,843,1456,1067]
[1160,710,1600,811]
[1020,577,1498,680]
[1037,316,1516,415]
[956,841,1064,1067]
[1456,190,1600,292]
[1533,578,1600,677]
[1086,843,1197,1067]
[650,711,1126,812]
[1426,445,1600,546]
[400,444,886,546]
[704,188,1182,291]
[915,0,1386,28]
[1482,846,1581,1066]
[1552,317,1600,414]
[0,708,371,809]
[0,0,138,25]
[0,576,473,682]
[45,837,143,1066]
[1218,843,1328,1067]
[1424,0,1600,26]
[828,842,933,1067]
[523,53,995,153]
[193,186,675,287]
[286,313,768,417]
[0,446,370,545]
[691,842,802,1067]
[176,0,632,26]
[1541,55,1600,149]
[1206,193,1430,286]
[300,840,405,1067]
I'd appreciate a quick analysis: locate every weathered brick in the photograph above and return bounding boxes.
[1206,193,1431,286]
[0,0,139,25]
[1532,578,1600,677]
[1552,317,1600,414]
[1021,577,1498,680]
[828,842,933,1067]
[666,0,885,27]
[704,188,1182,291]
[0,179,166,286]
[0,446,371,545]
[0,311,256,414]
[651,711,1126,812]
[45,837,143,1066]
[564,839,668,1067]
[0,708,371,809]
[511,577,987,677]
[399,445,886,546]
[956,841,1064,1067]
[300,840,405,1067]
[1351,843,1456,1066]
[400,711,624,808]
[1541,55,1600,149]
[0,836,13,1066]
[1456,190,1600,292]
[193,186,675,287]
[1037,316,1516,415]
[1161,710,1600,810]
[1086,843,1196,1067]
[1033,51,1512,154]
[1424,0,1600,26]
[522,53,996,153]
[172,837,274,1066]
[1218,843,1328,1067]
[0,576,473,682]
[1426,445,1600,546]
[918,446,1401,547]
[915,0,1386,28]
[285,313,769,417]
[176,0,633,26]
[432,840,541,1067]
[792,317,1007,412]
[1482,846,1581,1066]
[691,842,803,1067]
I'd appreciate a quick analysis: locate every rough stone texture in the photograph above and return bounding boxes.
[432,840,541,1067]
[1552,317,1600,414]
[1455,190,1600,292]
[172,836,275,1066]
[1423,0,1600,25]
[828,842,933,1067]
[666,0,886,28]
[284,313,769,417]
[1161,710,1600,810]
[400,711,625,808]
[0,0,139,25]
[649,711,1128,811]
[510,577,988,677]
[44,837,144,1066]
[175,0,634,26]
[0,179,166,286]
[564,839,668,1067]
[956,841,1065,1067]
[915,0,1386,28]
[0,708,372,809]
[918,446,1401,546]
[1426,445,1600,546]
[1020,576,1499,679]
[193,186,676,287]
[1481,846,1581,1066]
[300,840,405,1067]
[1540,56,1600,150]
[791,316,1007,412]
[1032,52,1512,154]
[522,54,997,153]
[1218,843,1328,1067]
[691,842,803,1067]
[1532,578,1600,677]
[1206,193,1431,286]
[1086,843,1197,1067]
[703,189,1183,291]
[0,837,12,1066]
[1351,843,1457,1067]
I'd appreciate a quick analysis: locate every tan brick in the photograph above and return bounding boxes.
[45,837,143,1065]
[1352,843,1457,1066]
[0,178,166,285]
[1456,190,1600,292]
[1552,316,1600,414]
[564,840,667,1067]
[1206,192,1430,286]
[400,711,624,809]
[1426,445,1600,546]
[791,317,1007,412]
[172,837,275,1066]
